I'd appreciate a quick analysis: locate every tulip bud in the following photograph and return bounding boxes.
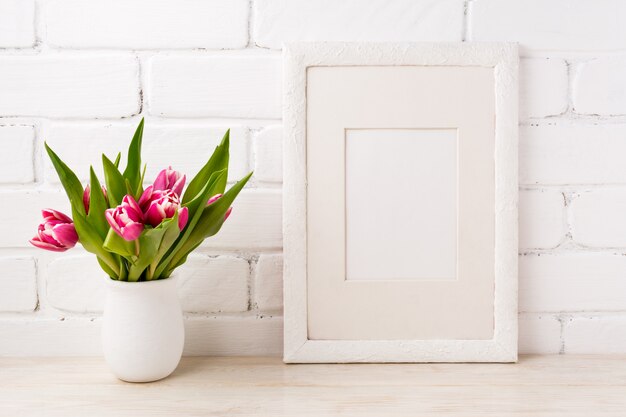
[141,188,188,231]
[83,185,108,214]
[206,193,233,221]
[105,195,144,241]
[153,166,185,197]
[29,209,78,252]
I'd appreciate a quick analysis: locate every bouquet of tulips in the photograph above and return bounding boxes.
[30,119,251,281]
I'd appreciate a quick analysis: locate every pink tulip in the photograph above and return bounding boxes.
[83,185,108,214]
[29,209,78,252]
[206,193,233,221]
[140,188,188,231]
[153,166,185,197]
[105,195,144,241]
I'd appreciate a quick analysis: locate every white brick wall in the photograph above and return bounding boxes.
[0,125,35,184]
[177,255,250,313]
[0,0,35,48]
[253,0,464,49]
[0,0,624,356]
[469,0,626,51]
[570,189,626,247]
[520,124,626,185]
[149,55,282,119]
[519,59,568,119]
[44,0,249,50]
[0,55,140,118]
[573,57,626,116]
[519,190,566,249]
[254,254,283,312]
[0,258,37,312]
[253,126,283,183]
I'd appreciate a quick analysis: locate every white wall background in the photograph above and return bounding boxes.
[0,0,625,355]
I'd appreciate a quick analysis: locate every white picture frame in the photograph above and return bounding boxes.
[283,42,518,363]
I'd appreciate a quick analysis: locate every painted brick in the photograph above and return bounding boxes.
[0,316,283,356]
[520,124,626,185]
[184,316,283,356]
[177,256,249,313]
[254,0,464,49]
[0,318,102,356]
[564,315,626,354]
[44,0,248,49]
[0,55,139,118]
[0,0,35,47]
[203,190,282,250]
[254,254,283,312]
[519,314,561,354]
[0,191,70,247]
[253,126,282,183]
[573,56,626,116]
[44,123,249,185]
[469,0,626,51]
[0,125,34,184]
[0,258,37,312]
[520,253,626,312]
[149,55,281,119]
[47,255,106,313]
[519,59,568,119]
[519,190,565,250]
[570,189,626,247]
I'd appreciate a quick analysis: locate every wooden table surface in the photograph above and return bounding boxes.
[1,355,625,416]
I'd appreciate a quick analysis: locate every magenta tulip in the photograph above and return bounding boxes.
[140,188,188,231]
[29,209,78,252]
[153,166,185,197]
[206,193,233,221]
[83,185,108,214]
[105,195,144,241]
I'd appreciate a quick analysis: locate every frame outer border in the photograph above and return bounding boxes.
[283,42,519,363]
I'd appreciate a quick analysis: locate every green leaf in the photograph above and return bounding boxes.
[163,171,252,276]
[146,213,181,280]
[153,170,226,278]
[103,228,136,259]
[44,142,86,217]
[123,118,144,200]
[97,257,118,279]
[194,171,252,239]
[72,208,120,278]
[102,154,126,207]
[87,167,109,238]
[182,129,229,203]
[113,152,121,169]
[128,214,179,281]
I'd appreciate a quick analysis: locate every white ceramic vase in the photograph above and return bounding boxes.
[102,275,184,382]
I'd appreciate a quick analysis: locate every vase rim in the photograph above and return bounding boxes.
[104,274,177,288]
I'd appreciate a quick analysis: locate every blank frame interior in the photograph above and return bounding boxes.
[345,128,458,281]
[306,65,495,340]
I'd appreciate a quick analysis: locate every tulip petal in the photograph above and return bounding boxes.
[153,168,168,191]
[83,186,91,213]
[29,238,69,252]
[178,207,189,230]
[42,209,73,223]
[172,174,186,197]
[206,193,223,206]
[138,185,153,209]
[121,222,144,241]
[224,206,233,221]
[51,223,78,248]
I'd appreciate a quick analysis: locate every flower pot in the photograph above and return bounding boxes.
[102,275,184,382]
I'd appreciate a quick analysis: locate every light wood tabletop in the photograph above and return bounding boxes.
[1,355,625,416]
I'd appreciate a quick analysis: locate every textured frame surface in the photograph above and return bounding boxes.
[283,42,519,363]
